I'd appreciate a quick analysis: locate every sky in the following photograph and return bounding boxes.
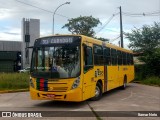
[0,0,160,49]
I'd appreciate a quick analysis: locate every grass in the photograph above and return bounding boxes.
[134,76,160,87]
[0,73,30,91]
[134,64,160,87]
[140,76,160,86]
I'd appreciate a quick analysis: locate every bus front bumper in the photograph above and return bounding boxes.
[30,87,83,102]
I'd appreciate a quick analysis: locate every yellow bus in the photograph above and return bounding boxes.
[30,35,134,101]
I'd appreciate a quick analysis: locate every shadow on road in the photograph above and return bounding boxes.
[34,100,87,108]
[88,83,135,102]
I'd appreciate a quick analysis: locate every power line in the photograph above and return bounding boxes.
[14,0,70,19]
[96,12,119,34]
[122,11,160,17]
[102,28,119,33]
[110,36,120,43]
[96,26,119,33]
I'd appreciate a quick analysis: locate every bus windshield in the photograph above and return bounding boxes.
[31,44,80,79]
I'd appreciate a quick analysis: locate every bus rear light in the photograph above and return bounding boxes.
[71,77,80,89]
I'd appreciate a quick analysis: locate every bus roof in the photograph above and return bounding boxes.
[37,34,133,53]
[81,35,133,53]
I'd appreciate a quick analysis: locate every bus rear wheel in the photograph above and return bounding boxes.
[120,76,127,90]
[91,82,102,101]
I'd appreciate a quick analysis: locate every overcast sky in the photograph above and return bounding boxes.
[0,0,160,49]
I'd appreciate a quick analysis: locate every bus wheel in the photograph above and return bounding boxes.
[91,82,102,101]
[121,76,127,90]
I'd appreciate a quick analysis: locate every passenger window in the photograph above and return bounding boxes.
[122,52,127,65]
[103,47,111,65]
[111,49,117,65]
[93,45,103,65]
[117,51,122,65]
[84,45,93,73]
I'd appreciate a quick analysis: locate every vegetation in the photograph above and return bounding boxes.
[126,22,160,74]
[0,73,29,91]
[126,22,160,86]
[141,76,160,86]
[94,37,109,42]
[134,65,160,86]
[62,16,101,37]
[125,22,160,53]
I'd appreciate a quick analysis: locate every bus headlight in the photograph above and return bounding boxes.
[30,77,34,88]
[71,77,80,89]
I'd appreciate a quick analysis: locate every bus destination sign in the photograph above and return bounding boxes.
[40,37,73,45]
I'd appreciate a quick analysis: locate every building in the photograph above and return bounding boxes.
[0,18,40,72]
[0,41,21,72]
[21,18,40,68]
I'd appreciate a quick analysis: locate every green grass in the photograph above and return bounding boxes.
[134,76,160,87]
[140,76,160,86]
[0,73,30,91]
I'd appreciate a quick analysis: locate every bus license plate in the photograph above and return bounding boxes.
[47,94,55,98]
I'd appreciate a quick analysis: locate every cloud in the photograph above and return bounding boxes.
[0,0,159,49]
[0,32,21,41]
[0,27,21,41]
[3,32,20,35]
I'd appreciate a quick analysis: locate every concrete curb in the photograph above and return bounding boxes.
[132,81,160,87]
[0,89,29,93]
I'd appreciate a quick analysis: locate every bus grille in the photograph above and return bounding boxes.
[36,79,68,92]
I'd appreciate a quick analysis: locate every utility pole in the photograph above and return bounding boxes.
[119,6,123,48]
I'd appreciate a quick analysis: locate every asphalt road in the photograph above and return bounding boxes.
[0,83,160,120]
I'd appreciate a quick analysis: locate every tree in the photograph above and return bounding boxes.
[94,37,109,42]
[125,22,160,53]
[125,22,160,76]
[62,16,101,37]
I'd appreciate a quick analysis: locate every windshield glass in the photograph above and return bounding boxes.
[31,45,80,78]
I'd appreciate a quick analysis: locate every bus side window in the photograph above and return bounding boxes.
[122,52,127,65]
[130,54,134,65]
[93,45,103,65]
[84,46,93,73]
[117,51,122,65]
[104,47,111,65]
[111,49,117,65]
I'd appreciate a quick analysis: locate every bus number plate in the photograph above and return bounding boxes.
[47,94,55,98]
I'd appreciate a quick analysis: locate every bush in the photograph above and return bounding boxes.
[134,65,160,86]
[134,64,152,80]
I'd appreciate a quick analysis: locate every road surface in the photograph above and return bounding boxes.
[0,83,159,120]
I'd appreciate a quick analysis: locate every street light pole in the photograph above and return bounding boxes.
[53,2,70,35]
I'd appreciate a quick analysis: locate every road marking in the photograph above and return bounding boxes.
[121,91,133,101]
[130,104,139,107]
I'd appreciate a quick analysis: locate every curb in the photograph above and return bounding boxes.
[132,81,160,87]
[0,89,29,93]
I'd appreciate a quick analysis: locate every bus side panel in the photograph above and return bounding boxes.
[118,66,124,87]
[127,65,135,83]
[82,66,104,100]
[83,69,95,101]
[107,66,119,91]
[119,65,135,86]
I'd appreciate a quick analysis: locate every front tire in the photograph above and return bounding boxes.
[91,82,102,101]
